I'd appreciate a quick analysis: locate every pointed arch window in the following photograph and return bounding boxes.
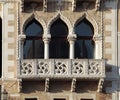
[75,18,95,59]
[23,18,44,59]
[49,18,69,58]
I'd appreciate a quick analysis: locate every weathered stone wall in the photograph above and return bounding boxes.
[1,0,119,100]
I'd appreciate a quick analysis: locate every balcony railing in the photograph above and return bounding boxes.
[18,59,105,79]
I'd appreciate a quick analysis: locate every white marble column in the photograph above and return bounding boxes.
[68,34,76,59]
[43,37,50,59]
[69,40,75,59]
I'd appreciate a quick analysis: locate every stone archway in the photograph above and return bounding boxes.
[73,13,99,36]
[47,12,73,35]
[22,13,47,35]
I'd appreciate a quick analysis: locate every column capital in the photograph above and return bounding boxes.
[67,34,77,42]
[43,34,51,43]
[18,34,26,41]
[93,34,102,41]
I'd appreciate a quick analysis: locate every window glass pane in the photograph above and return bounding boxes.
[75,18,93,36]
[24,18,44,59]
[50,18,69,58]
[25,18,43,36]
[75,18,94,59]
[50,39,69,58]
[75,40,94,59]
[23,40,33,59]
[34,40,44,58]
[50,18,68,37]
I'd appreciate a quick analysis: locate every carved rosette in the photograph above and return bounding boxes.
[54,60,68,75]
[37,61,50,75]
[72,62,84,75]
[20,60,35,75]
[88,60,102,75]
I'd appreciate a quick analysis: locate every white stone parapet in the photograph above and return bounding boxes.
[18,59,105,79]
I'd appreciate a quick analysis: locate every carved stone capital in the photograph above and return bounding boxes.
[67,34,77,42]
[93,34,102,41]
[18,34,26,41]
[43,34,51,43]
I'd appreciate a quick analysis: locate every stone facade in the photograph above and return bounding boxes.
[0,0,120,100]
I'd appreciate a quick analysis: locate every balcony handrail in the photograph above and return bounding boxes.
[18,59,105,79]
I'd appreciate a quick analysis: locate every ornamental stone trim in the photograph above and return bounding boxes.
[73,12,99,36]
[18,59,105,79]
[22,13,47,35]
[47,12,73,35]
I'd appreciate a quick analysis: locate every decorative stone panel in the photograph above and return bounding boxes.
[18,59,105,79]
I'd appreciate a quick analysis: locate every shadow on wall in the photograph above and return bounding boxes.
[22,80,45,93]
[102,61,119,93]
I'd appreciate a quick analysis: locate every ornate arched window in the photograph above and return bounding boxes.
[75,18,95,59]
[49,18,69,58]
[23,18,44,59]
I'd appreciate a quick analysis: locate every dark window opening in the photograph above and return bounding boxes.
[23,18,44,59]
[25,98,37,100]
[0,18,2,77]
[50,18,69,58]
[54,99,66,100]
[76,0,95,11]
[24,0,43,12]
[75,18,94,59]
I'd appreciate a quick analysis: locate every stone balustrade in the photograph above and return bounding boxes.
[18,59,105,79]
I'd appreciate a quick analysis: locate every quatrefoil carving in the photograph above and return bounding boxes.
[72,62,84,74]
[37,62,49,74]
[55,62,67,74]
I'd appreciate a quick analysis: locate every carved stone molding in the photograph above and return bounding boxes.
[71,78,76,92]
[22,13,47,35]
[47,12,73,35]
[19,59,105,79]
[67,34,76,42]
[43,34,51,42]
[18,79,22,93]
[93,34,103,41]
[72,0,76,11]
[95,0,101,11]
[45,78,49,92]
[43,0,47,12]
[73,12,99,36]
[18,34,26,41]
[97,78,104,92]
